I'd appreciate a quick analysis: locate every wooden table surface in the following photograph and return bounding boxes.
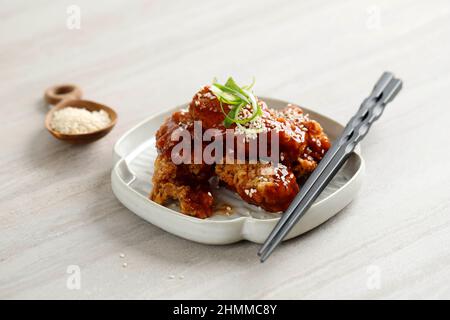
[2,0,450,299]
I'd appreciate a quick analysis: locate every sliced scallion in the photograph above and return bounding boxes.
[210,77,261,128]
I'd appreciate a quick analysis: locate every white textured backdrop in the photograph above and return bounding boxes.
[1,0,450,299]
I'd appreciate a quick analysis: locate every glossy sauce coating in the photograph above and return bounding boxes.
[150,87,331,218]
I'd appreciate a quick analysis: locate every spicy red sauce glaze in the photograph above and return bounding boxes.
[150,86,331,218]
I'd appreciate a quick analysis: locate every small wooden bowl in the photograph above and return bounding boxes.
[45,99,118,144]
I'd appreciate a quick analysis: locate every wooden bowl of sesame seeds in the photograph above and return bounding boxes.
[45,99,118,144]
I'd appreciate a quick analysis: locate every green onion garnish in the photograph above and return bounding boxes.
[210,77,261,128]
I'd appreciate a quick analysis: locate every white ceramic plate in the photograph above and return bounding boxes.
[111,98,364,244]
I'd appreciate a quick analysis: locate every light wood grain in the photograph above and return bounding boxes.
[1,0,450,299]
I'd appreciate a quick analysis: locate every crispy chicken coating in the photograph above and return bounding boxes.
[277,105,331,182]
[151,110,215,218]
[279,105,331,162]
[150,155,214,218]
[215,162,299,212]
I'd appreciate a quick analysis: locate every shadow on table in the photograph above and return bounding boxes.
[87,191,354,268]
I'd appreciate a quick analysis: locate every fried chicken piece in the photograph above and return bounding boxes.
[276,105,330,161]
[215,162,299,212]
[189,86,230,129]
[276,105,331,181]
[189,85,273,131]
[154,109,214,177]
[155,109,195,155]
[150,155,214,218]
[152,111,214,218]
[189,86,283,162]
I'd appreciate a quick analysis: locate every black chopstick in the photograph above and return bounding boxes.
[259,73,396,255]
[258,72,403,262]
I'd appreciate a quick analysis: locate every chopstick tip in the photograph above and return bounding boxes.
[259,250,272,263]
